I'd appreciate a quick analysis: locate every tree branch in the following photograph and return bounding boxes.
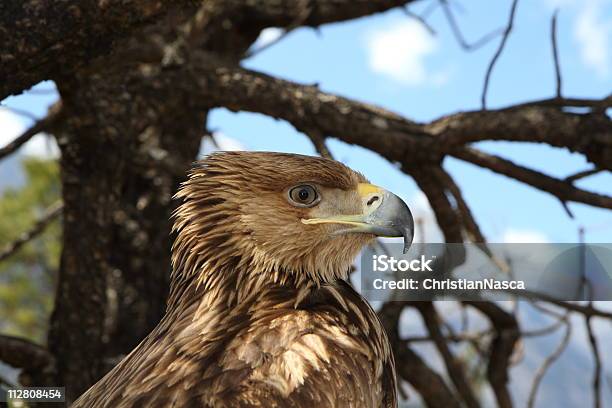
[154,59,610,216]
[527,311,571,408]
[0,335,52,371]
[585,313,602,408]
[0,201,63,263]
[395,346,463,408]
[411,167,464,243]
[304,128,333,159]
[0,0,196,99]
[434,167,486,243]
[464,301,519,408]
[0,106,61,161]
[551,10,562,98]
[227,0,419,28]
[440,0,504,51]
[481,0,520,109]
[429,107,612,166]
[452,148,612,210]
[1,0,417,99]
[514,290,612,319]
[417,302,481,408]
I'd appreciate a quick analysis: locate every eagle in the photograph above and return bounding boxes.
[73,152,414,408]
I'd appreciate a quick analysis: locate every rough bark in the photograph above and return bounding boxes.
[0,0,415,99]
[0,0,192,99]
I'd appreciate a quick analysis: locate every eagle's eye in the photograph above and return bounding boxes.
[288,185,319,207]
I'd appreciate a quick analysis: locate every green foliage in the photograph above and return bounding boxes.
[0,158,60,343]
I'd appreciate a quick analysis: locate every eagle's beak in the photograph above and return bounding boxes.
[302,183,414,253]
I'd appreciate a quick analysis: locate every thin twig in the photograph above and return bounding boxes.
[0,106,60,161]
[464,301,519,408]
[435,168,485,242]
[244,29,292,59]
[0,201,63,263]
[527,311,571,408]
[565,168,602,183]
[25,88,58,95]
[501,95,611,111]
[453,148,612,211]
[417,302,481,408]
[586,313,602,408]
[305,128,333,160]
[0,104,39,122]
[402,6,437,36]
[509,289,612,319]
[0,335,52,370]
[551,10,562,98]
[481,0,519,109]
[440,0,504,51]
[244,3,313,60]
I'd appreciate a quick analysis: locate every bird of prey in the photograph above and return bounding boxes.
[73,152,414,408]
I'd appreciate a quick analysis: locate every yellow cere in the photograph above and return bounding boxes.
[357,183,382,197]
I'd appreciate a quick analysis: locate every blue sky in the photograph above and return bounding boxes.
[1,0,611,243]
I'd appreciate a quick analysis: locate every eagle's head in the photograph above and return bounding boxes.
[171,152,413,296]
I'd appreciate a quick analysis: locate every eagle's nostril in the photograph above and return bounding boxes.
[367,195,380,206]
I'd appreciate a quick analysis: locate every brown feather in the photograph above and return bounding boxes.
[72,152,397,408]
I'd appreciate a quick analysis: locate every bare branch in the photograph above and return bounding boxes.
[464,301,519,408]
[0,0,193,99]
[0,104,61,161]
[482,0,520,109]
[511,290,612,319]
[504,96,611,110]
[527,311,571,408]
[0,335,52,371]
[244,29,292,59]
[453,148,612,210]
[565,168,603,183]
[377,301,463,407]
[243,3,313,59]
[412,167,464,243]
[0,201,63,263]
[304,128,333,160]
[417,302,481,408]
[395,346,462,408]
[440,0,504,51]
[586,314,602,408]
[0,104,39,122]
[429,105,611,160]
[402,6,437,36]
[434,167,486,243]
[551,10,563,98]
[2,0,420,98]
[434,167,511,269]
[402,317,568,344]
[174,61,611,212]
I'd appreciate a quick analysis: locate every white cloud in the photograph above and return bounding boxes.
[574,0,611,78]
[365,20,444,86]
[0,108,24,142]
[501,228,550,243]
[199,132,246,156]
[0,108,59,158]
[251,28,284,51]
[214,133,245,151]
[409,191,444,243]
